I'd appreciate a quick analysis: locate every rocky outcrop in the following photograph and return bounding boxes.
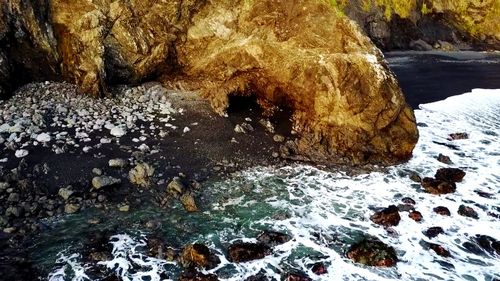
[176,0,418,164]
[341,0,500,51]
[0,0,419,164]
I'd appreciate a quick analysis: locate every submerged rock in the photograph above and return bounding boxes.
[346,238,398,267]
[179,270,219,281]
[283,272,312,281]
[448,132,469,140]
[310,262,328,275]
[370,205,401,227]
[167,177,186,198]
[437,154,453,165]
[256,230,291,247]
[433,206,451,216]
[421,177,456,195]
[428,243,451,258]
[409,211,423,222]
[179,193,198,212]
[458,205,479,219]
[227,242,271,263]
[434,168,466,183]
[424,227,444,238]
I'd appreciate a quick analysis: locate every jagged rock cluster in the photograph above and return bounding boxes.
[0,0,419,164]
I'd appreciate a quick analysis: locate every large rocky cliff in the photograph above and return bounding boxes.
[340,0,500,51]
[0,0,421,164]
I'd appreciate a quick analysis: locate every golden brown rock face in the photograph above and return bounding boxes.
[177,0,418,164]
[0,0,419,164]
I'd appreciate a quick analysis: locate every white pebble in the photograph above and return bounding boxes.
[15,149,29,158]
[110,126,126,137]
[36,133,51,142]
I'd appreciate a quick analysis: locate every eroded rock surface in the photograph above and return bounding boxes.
[0,0,419,164]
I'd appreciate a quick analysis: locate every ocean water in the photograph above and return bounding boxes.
[45,89,500,281]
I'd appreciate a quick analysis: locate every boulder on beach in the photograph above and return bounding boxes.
[434,168,466,183]
[421,177,456,195]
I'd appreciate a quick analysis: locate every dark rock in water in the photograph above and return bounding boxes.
[180,243,220,270]
[428,243,451,257]
[245,273,269,281]
[474,235,500,256]
[310,262,328,275]
[408,172,422,183]
[458,205,479,219]
[397,204,415,212]
[257,230,291,247]
[409,211,423,222]
[435,168,466,183]
[346,238,398,267]
[147,236,175,260]
[437,154,453,165]
[424,227,444,238]
[370,205,401,227]
[409,39,433,51]
[227,242,271,263]
[179,269,219,281]
[475,190,494,199]
[401,197,416,205]
[421,177,456,195]
[82,230,114,263]
[283,272,312,281]
[433,206,451,216]
[448,133,469,140]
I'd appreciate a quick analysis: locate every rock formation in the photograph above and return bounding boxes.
[0,0,419,164]
[339,0,500,51]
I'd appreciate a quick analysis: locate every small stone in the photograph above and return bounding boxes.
[97,194,106,202]
[433,206,451,216]
[92,168,103,175]
[370,205,401,227]
[183,127,191,133]
[424,227,444,238]
[180,193,198,212]
[409,211,423,222]
[166,177,185,198]
[58,187,74,200]
[428,243,451,257]
[311,262,328,275]
[458,205,479,219]
[3,227,16,234]
[118,205,130,212]
[408,171,422,183]
[7,192,20,202]
[401,197,415,205]
[273,134,285,142]
[36,133,51,143]
[272,152,279,158]
[129,163,154,187]
[109,158,127,168]
[110,126,126,137]
[434,168,466,183]
[0,182,9,190]
[437,154,453,164]
[448,132,468,140]
[87,218,101,224]
[92,176,121,190]
[64,203,80,214]
[5,206,22,217]
[15,149,29,158]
